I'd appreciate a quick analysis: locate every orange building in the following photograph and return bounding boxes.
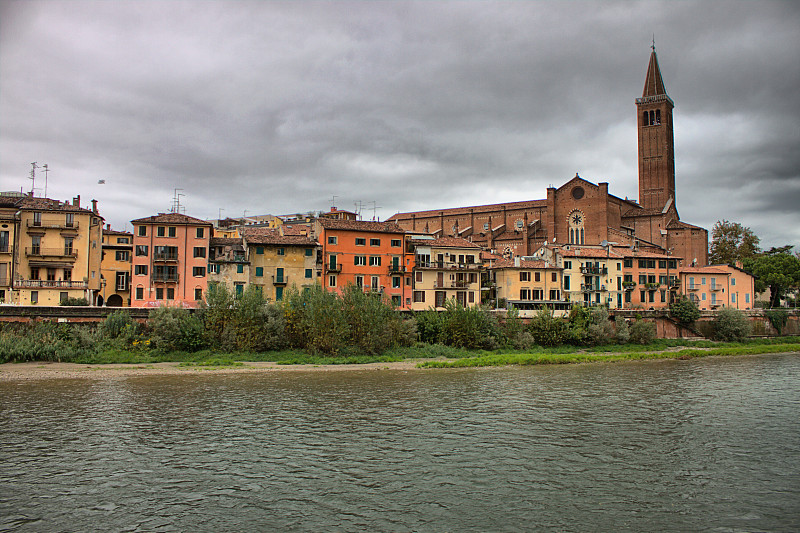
[130,213,212,308]
[100,227,133,307]
[317,218,411,307]
[680,264,755,311]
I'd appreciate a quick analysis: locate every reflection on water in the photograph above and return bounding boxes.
[2,355,799,531]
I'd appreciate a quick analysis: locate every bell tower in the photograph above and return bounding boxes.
[636,45,675,212]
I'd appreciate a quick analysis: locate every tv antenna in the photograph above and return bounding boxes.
[29,162,38,195]
[369,201,382,221]
[170,188,185,214]
[331,195,338,209]
[354,200,363,220]
[42,164,50,197]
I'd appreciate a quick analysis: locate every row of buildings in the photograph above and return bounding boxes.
[0,49,756,313]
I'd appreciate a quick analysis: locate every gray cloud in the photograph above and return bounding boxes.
[1,0,798,249]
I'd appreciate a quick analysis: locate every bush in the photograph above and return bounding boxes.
[101,310,137,340]
[629,318,656,345]
[713,307,752,341]
[503,308,534,350]
[148,306,206,352]
[764,309,789,335]
[528,307,567,347]
[587,307,615,345]
[614,316,630,344]
[564,306,591,345]
[60,297,89,306]
[670,296,700,325]
[437,300,501,350]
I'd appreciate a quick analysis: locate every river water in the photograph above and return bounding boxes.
[1,354,799,532]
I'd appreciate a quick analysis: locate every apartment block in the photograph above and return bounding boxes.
[208,237,249,297]
[130,213,212,308]
[317,218,410,307]
[409,236,482,310]
[680,264,755,311]
[100,227,133,306]
[488,256,566,316]
[242,227,319,301]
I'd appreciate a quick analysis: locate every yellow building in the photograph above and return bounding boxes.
[0,194,22,303]
[100,227,133,306]
[488,256,566,316]
[9,194,103,305]
[242,227,319,301]
[410,236,482,310]
[208,237,250,296]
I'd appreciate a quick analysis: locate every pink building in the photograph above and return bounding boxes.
[130,213,212,308]
[679,263,755,311]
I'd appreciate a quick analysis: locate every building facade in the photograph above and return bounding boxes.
[100,227,133,307]
[242,227,319,301]
[409,236,482,310]
[488,257,566,316]
[680,264,755,311]
[130,213,212,308]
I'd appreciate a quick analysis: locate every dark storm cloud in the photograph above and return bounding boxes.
[1,0,798,247]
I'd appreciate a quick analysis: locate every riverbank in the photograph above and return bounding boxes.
[2,343,799,380]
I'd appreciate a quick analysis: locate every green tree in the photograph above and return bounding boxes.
[709,220,760,265]
[670,295,700,325]
[743,247,800,308]
[713,307,752,341]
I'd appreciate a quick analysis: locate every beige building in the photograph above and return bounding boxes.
[100,227,133,306]
[242,227,319,301]
[488,257,566,316]
[410,236,482,310]
[680,264,755,311]
[208,237,250,296]
[1,194,103,305]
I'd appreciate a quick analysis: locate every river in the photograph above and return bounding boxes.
[1,354,799,532]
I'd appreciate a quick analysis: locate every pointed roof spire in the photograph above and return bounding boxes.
[642,44,668,98]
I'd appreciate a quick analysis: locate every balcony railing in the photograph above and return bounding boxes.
[581,284,607,292]
[0,246,12,254]
[14,280,88,289]
[644,283,660,290]
[433,281,473,289]
[622,281,636,290]
[27,220,80,230]
[26,247,78,259]
[710,285,723,292]
[580,266,608,275]
[273,275,288,285]
[327,264,342,273]
[388,264,405,274]
[417,261,481,270]
[153,253,179,262]
[687,285,699,291]
[152,274,179,283]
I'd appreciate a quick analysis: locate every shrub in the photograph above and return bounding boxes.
[614,316,630,344]
[764,309,789,335]
[565,305,592,345]
[438,300,500,350]
[670,296,700,325]
[200,283,235,346]
[629,318,656,345]
[101,310,137,339]
[528,307,567,347]
[587,307,615,345]
[503,308,534,350]
[148,306,206,352]
[60,297,89,306]
[713,307,752,341]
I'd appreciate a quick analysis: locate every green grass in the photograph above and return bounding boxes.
[178,358,244,368]
[418,343,800,368]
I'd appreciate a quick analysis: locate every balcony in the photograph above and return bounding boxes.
[417,261,481,270]
[434,280,474,289]
[687,285,699,291]
[581,284,606,292]
[580,266,608,275]
[153,252,179,262]
[27,220,80,231]
[273,275,288,286]
[645,283,660,290]
[710,285,723,292]
[26,247,78,261]
[327,263,342,273]
[0,246,12,254]
[622,281,636,290]
[388,264,406,274]
[14,279,88,289]
[152,273,179,283]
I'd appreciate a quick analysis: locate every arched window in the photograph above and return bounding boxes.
[568,211,585,245]
[655,109,661,124]
[649,110,655,125]
[643,111,649,126]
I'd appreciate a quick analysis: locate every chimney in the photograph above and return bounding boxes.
[72,195,80,207]
[514,256,521,267]
[91,199,98,214]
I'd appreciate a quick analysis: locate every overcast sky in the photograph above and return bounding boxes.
[1,1,798,249]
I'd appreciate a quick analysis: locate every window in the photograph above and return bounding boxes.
[731,278,736,286]
[64,213,74,228]
[369,256,381,266]
[413,291,425,303]
[275,287,283,301]
[391,295,400,306]
[193,267,205,277]
[156,287,164,300]
[255,247,264,255]
[564,261,572,269]
[138,226,146,236]
[277,248,284,256]
[520,272,531,282]
[660,289,666,303]
[702,293,706,301]
[371,276,379,289]
[193,247,206,258]
[64,237,74,256]
[392,276,400,288]
[329,275,336,287]
[168,227,176,238]
[136,286,144,300]
[701,277,706,285]
[355,238,366,246]
[116,272,129,291]
[208,264,218,274]
[135,265,148,275]
[157,226,165,237]
[0,231,7,253]
[356,275,364,287]
[564,275,570,290]
[116,250,130,261]
[624,258,632,268]
[276,268,284,283]
[552,272,557,282]
[235,284,244,297]
[469,292,475,303]
[136,245,148,256]
[639,274,647,285]
[196,227,204,238]
[668,259,677,269]
[535,272,541,282]
[305,248,313,257]
[520,289,532,300]
[195,288,203,300]
[31,291,38,304]
[47,268,56,281]
[30,267,39,280]
[63,269,72,281]
[305,269,312,279]
[32,212,42,226]
[391,239,401,247]
[370,238,380,246]
[237,264,244,274]
[255,267,264,277]
[745,294,750,304]
[30,235,41,255]
[167,287,175,300]
[117,237,130,244]
[415,271,422,283]
[328,236,337,245]
[659,260,667,268]
[354,255,366,266]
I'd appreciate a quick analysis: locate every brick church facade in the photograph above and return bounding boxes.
[388,50,708,267]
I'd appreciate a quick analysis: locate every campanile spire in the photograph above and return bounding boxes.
[636,47,676,212]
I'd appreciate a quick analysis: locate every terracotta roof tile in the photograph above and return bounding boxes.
[680,266,729,274]
[17,196,98,215]
[243,227,317,246]
[490,258,559,269]
[410,236,482,249]
[131,212,211,225]
[210,237,243,247]
[319,218,405,234]
[388,199,547,220]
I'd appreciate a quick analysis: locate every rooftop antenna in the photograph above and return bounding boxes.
[42,164,50,198]
[170,188,185,214]
[370,201,382,221]
[331,195,338,209]
[218,208,224,221]
[354,200,363,220]
[29,162,38,195]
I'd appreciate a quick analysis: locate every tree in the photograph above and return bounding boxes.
[713,307,752,341]
[709,220,760,265]
[743,247,800,308]
[670,295,700,325]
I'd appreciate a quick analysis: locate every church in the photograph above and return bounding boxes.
[388,49,709,267]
